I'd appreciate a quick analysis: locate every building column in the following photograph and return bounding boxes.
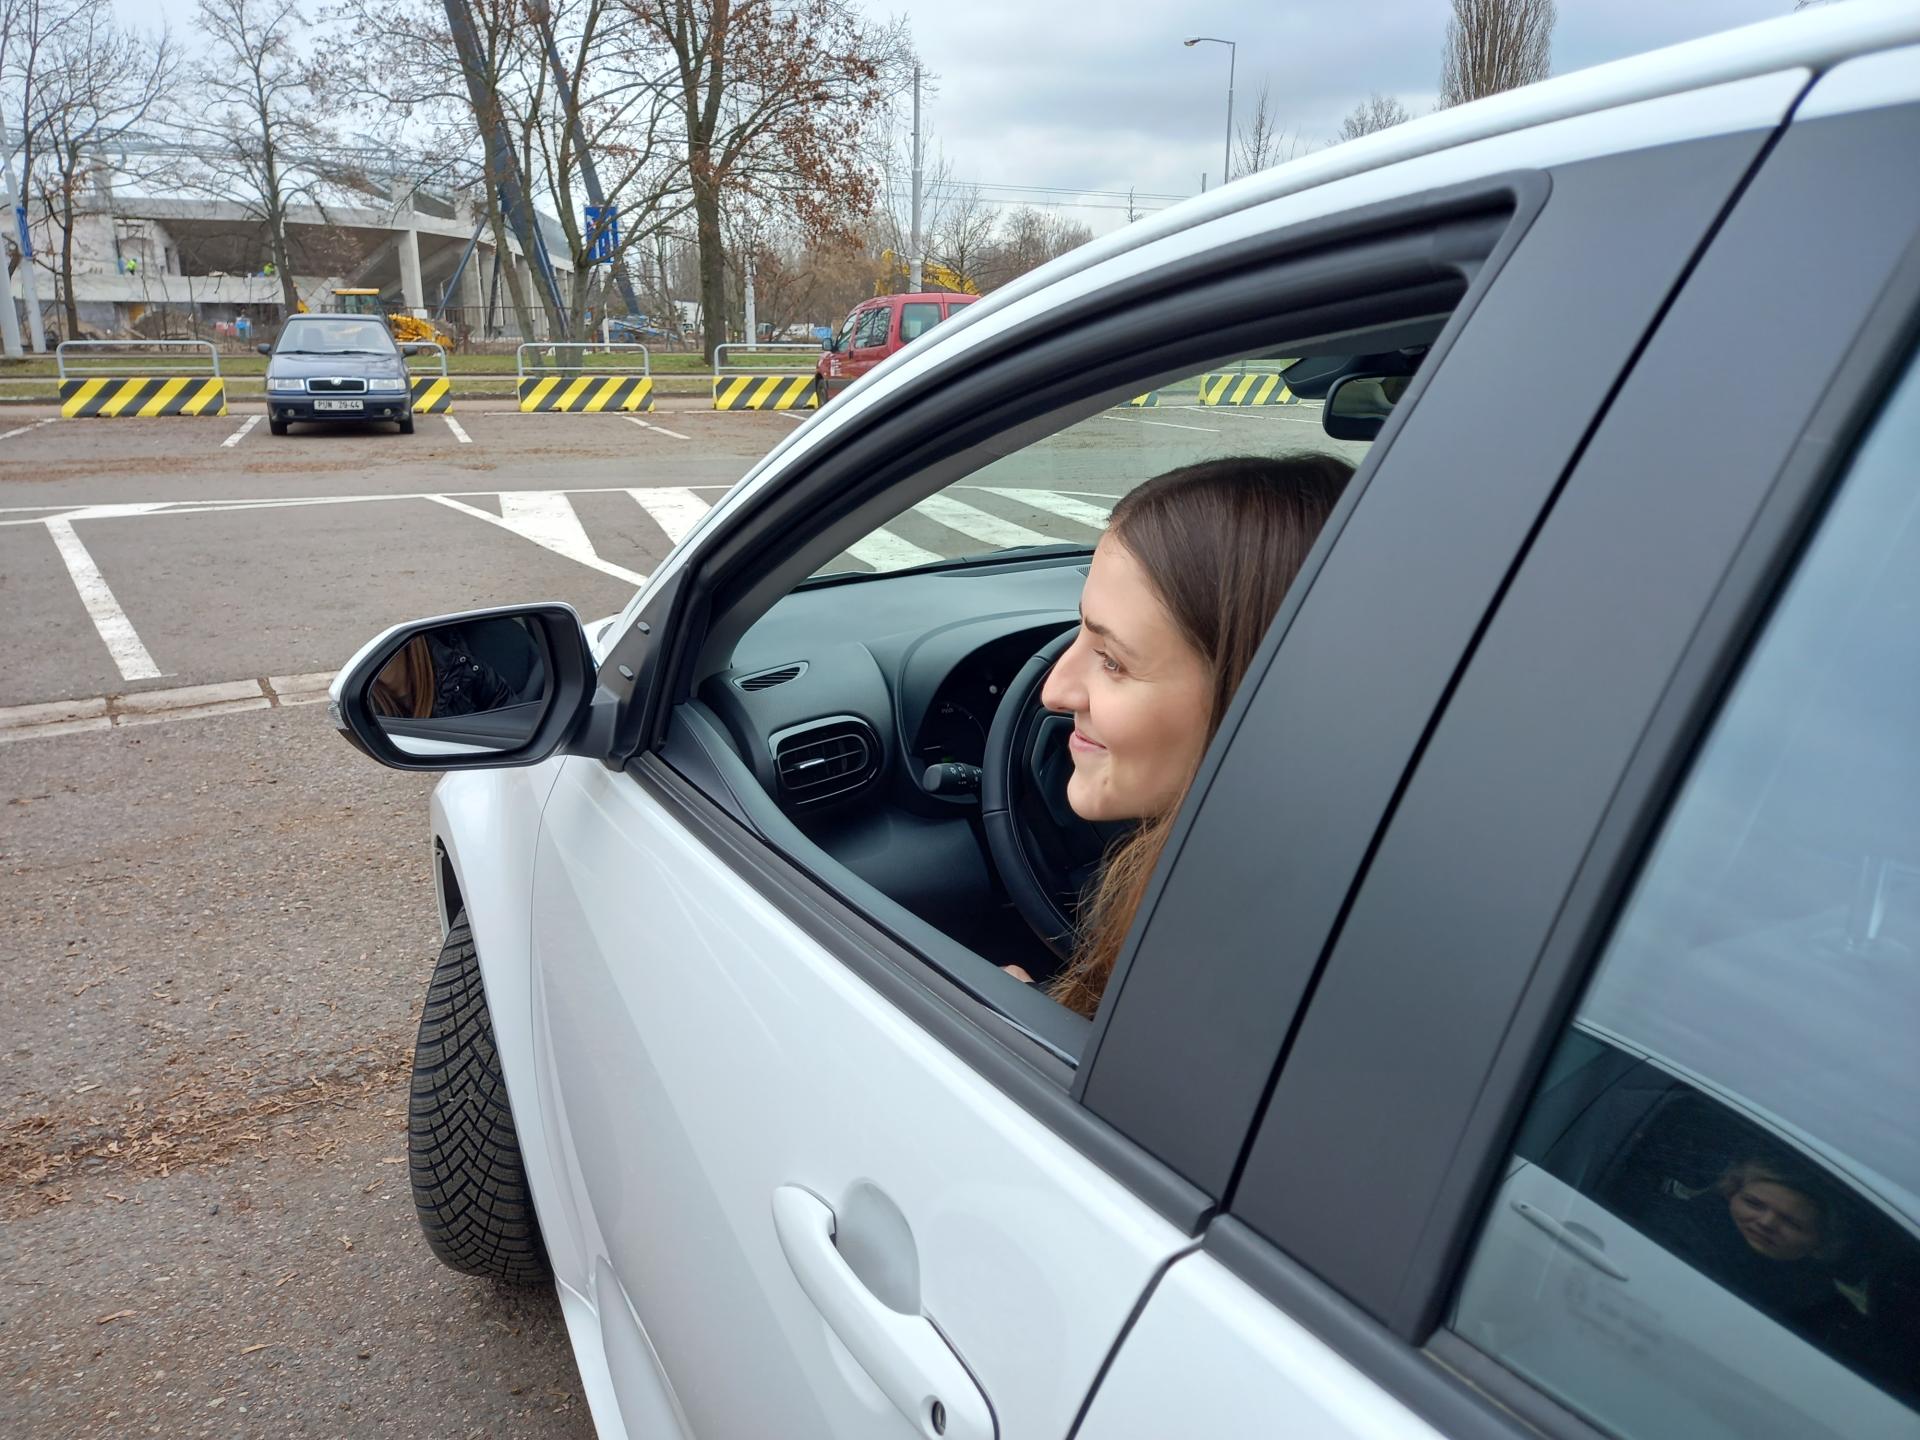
[398,226,425,317]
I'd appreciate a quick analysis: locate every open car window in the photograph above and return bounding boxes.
[804,347,1407,581]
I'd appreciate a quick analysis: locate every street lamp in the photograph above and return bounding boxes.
[1183,36,1236,188]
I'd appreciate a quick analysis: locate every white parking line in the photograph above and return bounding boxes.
[977,487,1112,530]
[1101,413,1216,433]
[628,488,711,544]
[444,416,472,444]
[44,518,164,680]
[914,494,1059,550]
[0,484,738,525]
[625,415,690,440]
[0,416,57,442]
[427,494,648,586]
[848,529,943,571]
[221,415,261,448]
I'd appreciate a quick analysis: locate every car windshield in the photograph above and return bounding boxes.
[277,319,394,355]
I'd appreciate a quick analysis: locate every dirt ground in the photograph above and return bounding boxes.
[0,707,595,1439]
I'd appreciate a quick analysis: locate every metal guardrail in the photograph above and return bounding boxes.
[515,341,650,377]
[712,342,819,378]
[55,340,222,380]
[404,341,450,377]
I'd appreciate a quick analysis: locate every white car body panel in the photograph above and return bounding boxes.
[529,757,1198,1438]
[1076,1252,1446,1440]
[403,9,1920,1438]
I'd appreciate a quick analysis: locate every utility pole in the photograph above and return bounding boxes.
[743,253,756,346]
[908,64,923,293]
[441,0,569,334]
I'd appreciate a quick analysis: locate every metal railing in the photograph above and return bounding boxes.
[712,342,819,379]
[55,340,222,380]
[515,341,650,378]
[404,341,450,377]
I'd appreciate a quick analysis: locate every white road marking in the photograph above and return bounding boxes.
[0,416,57,442]
[444,416,472,444]
[428,494,648,586]
[1171,404,1327,426]
[625,415,690,440]
[847,529,943,571]
[1100,413,1216,433]
[913,494,1059,550]
[0,483,737,523]
[775,412,807,424]
[977,487,1112,531]
[44,517,164,681]
[221,415,261,448]
[628,488,711,544]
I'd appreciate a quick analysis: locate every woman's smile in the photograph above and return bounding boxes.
[1068,728,1107,755]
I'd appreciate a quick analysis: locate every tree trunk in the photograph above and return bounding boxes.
[59,189,79,340]
[480,184,536,342]
[693,174,726,366]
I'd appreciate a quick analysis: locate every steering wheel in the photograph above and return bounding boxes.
[981,627,1132,960]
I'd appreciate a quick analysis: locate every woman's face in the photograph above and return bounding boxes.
[1729,1180,1823,1262]
[1041,536,1213,823]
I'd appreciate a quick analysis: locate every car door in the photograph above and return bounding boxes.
[524,71,1810,1440]
[1076,51,1920,1440]
[844,302,894,383]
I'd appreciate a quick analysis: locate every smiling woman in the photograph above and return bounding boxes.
[1039,453,1354,1015]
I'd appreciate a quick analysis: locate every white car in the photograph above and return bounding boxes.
[330,8,1920,1437]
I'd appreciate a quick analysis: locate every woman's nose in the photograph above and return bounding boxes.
[1041,637,1087,714]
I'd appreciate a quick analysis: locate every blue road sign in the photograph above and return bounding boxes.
[584,206,618,263]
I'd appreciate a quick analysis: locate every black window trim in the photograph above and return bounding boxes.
[1210,95,1920,1440]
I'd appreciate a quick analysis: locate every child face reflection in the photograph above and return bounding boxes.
[1730,1180,1823,1262]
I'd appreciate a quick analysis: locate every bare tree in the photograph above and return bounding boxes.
[618,0,910,361]
[929,183,995,293]
[1337,91,1410,142]
[191,0,338,314]
[979,206,1089,291]
[319,0,543,338]
[31,10,176,337]
[1439,0,1555,107]
[1233,85,1306,176]
[0,0,84,316]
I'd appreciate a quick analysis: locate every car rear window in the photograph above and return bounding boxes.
[900,303,943,343]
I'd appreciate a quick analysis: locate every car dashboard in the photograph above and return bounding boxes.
[694,554,1088,966]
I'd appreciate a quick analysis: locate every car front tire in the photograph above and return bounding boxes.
[398,412,415,435]
[408,913,550,1283]
[268,418,290,436]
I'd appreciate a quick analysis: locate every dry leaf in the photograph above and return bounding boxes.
[95,1311,136,1326]
[339,1236,353,1251]
[238,1343,274,1356]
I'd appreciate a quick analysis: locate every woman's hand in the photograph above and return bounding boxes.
[1001,964,1035,984]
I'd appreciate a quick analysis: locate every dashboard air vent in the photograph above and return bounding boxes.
[737,662,806,692]
[773,718,878,805]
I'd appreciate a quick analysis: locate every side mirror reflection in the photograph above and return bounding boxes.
[365,616,551,759]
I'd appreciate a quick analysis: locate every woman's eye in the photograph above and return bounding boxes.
[1097,651,1121,675]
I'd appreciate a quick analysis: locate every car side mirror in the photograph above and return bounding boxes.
[256,343,272,356]
[329,604,597,771]
[400,343,423,356]
[1323,372,1411,442]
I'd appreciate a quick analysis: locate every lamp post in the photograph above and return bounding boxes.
[1183,36,1236,187]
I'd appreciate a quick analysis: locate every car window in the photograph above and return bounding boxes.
[277,318,394,354]
[1451,350,1920,1439]
[834,311,861,351]
[854,307,891,349]
[899,303,943,343]
[809,353,1376,578]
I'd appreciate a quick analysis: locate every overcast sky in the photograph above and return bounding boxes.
[118,0,1799,232]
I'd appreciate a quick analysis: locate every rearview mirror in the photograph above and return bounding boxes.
[1324,373,1411,442]
[256,343,272,356]
[329,604,598,771]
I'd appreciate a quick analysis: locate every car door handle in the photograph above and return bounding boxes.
[771,1185,994,1440]
[1512,1199,1631,1281]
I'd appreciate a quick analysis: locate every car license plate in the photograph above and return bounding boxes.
[314,399,363,412]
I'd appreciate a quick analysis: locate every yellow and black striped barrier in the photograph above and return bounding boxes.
[1199,373,1297,406]
[713,374,817,411]
[59,376,228,418]
[1127,391,1162,407]
[517,375,654,412]
[409,376,453,413]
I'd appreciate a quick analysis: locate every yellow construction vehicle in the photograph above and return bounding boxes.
[873,250,978,298]
[326,288,456,349]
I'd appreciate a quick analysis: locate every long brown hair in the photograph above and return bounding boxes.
[1047,453,1354,1017]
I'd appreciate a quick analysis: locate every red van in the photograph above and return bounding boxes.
[816,291,979,404]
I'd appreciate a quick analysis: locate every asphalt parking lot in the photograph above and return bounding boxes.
[0,395,1349,1436]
